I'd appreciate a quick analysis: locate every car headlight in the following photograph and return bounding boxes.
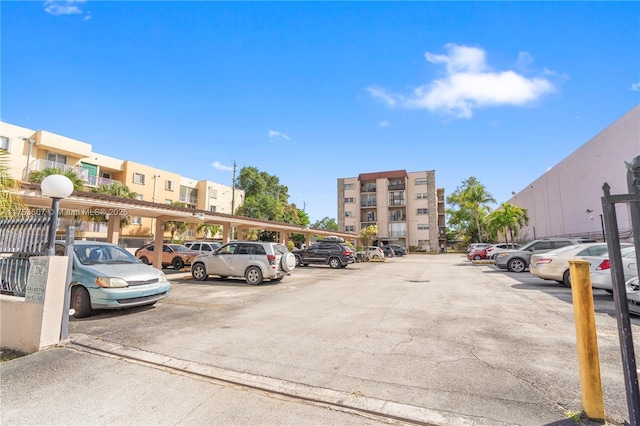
[96,277,128,288]
[159,272,168,282]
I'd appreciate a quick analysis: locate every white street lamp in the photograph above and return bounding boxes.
[41,174,74,255]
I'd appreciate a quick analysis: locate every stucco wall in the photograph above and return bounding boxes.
[508,105,639,240]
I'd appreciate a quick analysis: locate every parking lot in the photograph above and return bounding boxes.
[57,253,640,424]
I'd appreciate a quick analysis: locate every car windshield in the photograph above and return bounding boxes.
[75,244,139,265]
[602,246,635,258]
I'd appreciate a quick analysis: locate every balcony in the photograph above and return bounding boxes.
[389,200,405,207]
[360,185,376,193]
[389,215,406,222]
[179,194,198,205]
[29,159,78,176]
[360,200,377,207]
[388,184,405,191]
[361,222,377,229]
[84,175,120,187]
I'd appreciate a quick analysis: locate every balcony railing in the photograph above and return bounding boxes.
[389,200,405,206]
[84,175,120,187]
[360,201,377,207]
[388,184,405,191]
[389,215,406,222]
[361,222,377,229]
[389,230,407,237]
[179,194,198,205]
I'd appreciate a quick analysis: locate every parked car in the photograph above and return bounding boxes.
[467,248,490,260]
[135,243,201,269]
[184,241,221,253]
[589,246,638,292]
[486,243,521,260]
[626,276,640,315]
[387,244,407,256]
[495,238,596,273]
[381,246,395,258]
[529,242,624,287]
[368,246,385,259]
[64,241,170,318]
[190,241,296,285]
[467,243,492,253]
[294,241,355,268]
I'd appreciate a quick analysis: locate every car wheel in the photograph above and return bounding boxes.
[563,270,572,287]
[245,266,263,285]
[191,263,208,281]
[71,285,92,318]
[172,257,184,270]
[329,257,341,269]
[281,252,296,272]
[507,258,526,273]
[473,255,482,260]
[140,256,150,265]
[295,255,302,267]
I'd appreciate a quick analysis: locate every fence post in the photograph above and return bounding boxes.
[569,259,605,421]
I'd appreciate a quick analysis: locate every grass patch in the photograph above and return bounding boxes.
[1,347,27,363]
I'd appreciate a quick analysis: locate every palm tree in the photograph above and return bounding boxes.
[488,203,529,244]
[29,167,84,190]
[461,177,496,243]
[196,223,221,240]
[164,201,189,242]
[91,182,139,227]
[0,149,26,218]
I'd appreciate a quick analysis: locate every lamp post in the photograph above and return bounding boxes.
[41,174,74,255]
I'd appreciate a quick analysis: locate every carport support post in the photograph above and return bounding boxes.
[568,260,604,421]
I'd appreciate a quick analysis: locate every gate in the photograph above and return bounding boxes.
[601,154,640,423]
[0,215,52,295]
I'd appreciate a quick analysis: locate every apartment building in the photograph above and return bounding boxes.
[0,121,244,244]
[338,170,445,252]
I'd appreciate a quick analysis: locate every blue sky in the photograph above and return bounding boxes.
[2,1,639,223]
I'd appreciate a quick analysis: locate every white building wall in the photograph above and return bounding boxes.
[508,104,639,241]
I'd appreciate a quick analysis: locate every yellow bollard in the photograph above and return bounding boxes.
[569,259,605,421]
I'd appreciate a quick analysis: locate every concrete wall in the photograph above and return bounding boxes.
[508,104,640,241]
[1,256,68,353]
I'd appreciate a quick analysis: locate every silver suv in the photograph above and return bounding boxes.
[190,241,296,285]
[185,241,221,252]
[495,238,595,273]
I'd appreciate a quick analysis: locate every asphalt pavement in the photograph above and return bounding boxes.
[2,254,637,425]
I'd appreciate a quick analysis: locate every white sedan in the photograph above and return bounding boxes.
[529,242,615,287]
[589,246,637,292]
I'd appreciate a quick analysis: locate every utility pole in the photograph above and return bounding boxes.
[231,161,237,215]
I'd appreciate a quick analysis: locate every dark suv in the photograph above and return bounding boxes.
[494,237,595,273]
[294,241,355,269]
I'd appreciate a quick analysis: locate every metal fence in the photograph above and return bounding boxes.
[0,215,51,295]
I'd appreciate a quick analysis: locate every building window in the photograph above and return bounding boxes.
[345,225,355,232]
[133,173,145,185]
[389,222,406,237]
[136,194,143,200]
[418,224,430,230]
[165,180,174,191]
[366,211,376,221]
[165,199,172,204]
[417,208,429,215]
[344,197,355,203]
[0,136,10,151]
[415,178,427,185]
[209,206,216,212]
[416,192,428,199]
[46,152,68,165]
[131,216,142,225]
[209,188,217,199]
[345,211,352,217]
[344,183,354,190]
[389,192,405,206]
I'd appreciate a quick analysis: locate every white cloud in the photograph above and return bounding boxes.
[268,130,290,141]
[631,82,640,91]
[369,43,557,119]
[44,0,86,16]
[212,161,234,171]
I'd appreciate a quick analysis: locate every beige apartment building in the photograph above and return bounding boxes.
[0,121,244,245]
[338,170,445,252]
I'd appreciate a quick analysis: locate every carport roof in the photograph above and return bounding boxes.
[15,182,357,239]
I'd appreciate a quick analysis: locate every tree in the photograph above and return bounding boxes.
[234,166,310,229]
[196,223,221,240]
[0,149,26,218]
[29,167,84,190]
[488,203,529,244]
[164,202,189,242]
[359,224,378,259]
[446,177,496,243]
[90,182,139,227]
[312,217,338,230]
